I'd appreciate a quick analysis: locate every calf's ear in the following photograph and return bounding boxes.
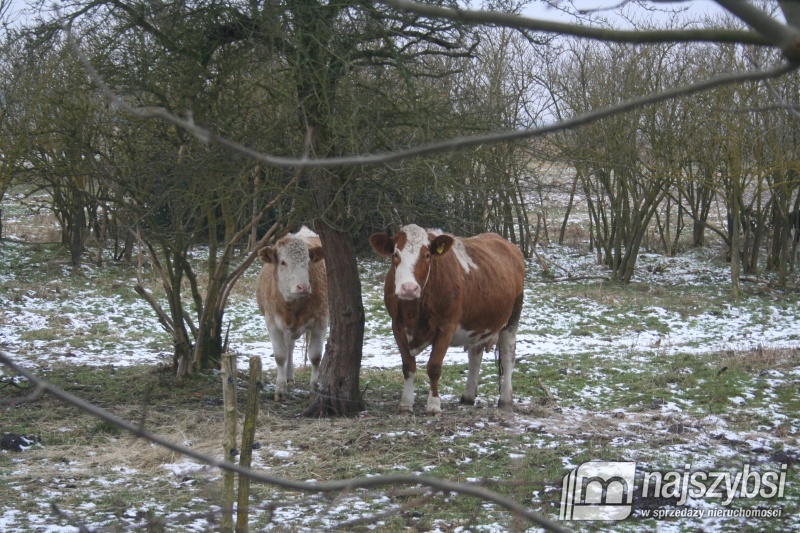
[369,233,394,257]
[308,246,324,263]
[430,235,455,257]
[259,246,278,264]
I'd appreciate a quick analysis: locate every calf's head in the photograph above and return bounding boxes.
[370,224,454,300]
[259,236,324,301]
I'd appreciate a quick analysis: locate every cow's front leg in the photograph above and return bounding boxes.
[399,348,418,415]
[399,365,416,415]
[307,323,326,393]
[394,329,417,415]
[426,333,453,417]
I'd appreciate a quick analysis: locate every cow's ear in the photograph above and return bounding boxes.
[259,246,278,264]
[369,233,394,257]
[308,246,324,263]
[430,235,455,257]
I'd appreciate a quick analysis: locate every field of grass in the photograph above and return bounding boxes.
[1,195,799,532]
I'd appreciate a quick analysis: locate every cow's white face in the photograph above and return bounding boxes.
[370,224,454,301]
[260,236,324,301]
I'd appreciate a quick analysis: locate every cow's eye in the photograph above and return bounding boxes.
[424,251,431,260]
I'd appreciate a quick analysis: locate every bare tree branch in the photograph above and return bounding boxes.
[133,283,176,335]
[0,351,571,533]
[383,0,768,45]
[745,49,800,121]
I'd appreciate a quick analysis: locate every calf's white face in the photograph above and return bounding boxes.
[369,224,454,301]
[260,237,324,301]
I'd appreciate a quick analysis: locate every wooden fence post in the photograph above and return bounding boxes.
[236,356,262,533]
[221,353,238,533]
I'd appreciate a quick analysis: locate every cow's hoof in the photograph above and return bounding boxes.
[459,395,475,405]
[497,399,514,414]
[426,395,442,416]
[398,405,414,416]
[274,391,288,402]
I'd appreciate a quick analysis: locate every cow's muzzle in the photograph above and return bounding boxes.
[398,282,421,300]
[292,282,312,295]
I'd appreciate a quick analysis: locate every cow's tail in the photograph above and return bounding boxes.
[502,292,524,333]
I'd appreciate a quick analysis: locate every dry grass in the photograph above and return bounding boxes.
[4,213,62,243]
[717,345,800,374]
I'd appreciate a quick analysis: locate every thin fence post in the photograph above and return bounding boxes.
[236,356,262,533]
[221,353,238,533]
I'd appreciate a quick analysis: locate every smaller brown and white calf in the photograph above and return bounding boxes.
[256,227,328,401]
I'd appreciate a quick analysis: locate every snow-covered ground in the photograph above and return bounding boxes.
[1,241,798,373]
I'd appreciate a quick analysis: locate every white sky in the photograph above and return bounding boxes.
[523,0,727,23]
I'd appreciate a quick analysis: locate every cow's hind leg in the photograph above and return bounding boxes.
[497,294,523,413]
[497,327,516,412]
[460,345,483,405]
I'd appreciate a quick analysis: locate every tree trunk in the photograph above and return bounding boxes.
[559,174,579,245]
[671,202,684,254]
[69,207,85,268]
[692,220,705,247]
[303,220,365,417]
[729,186,742,300]
[299,132,364,413]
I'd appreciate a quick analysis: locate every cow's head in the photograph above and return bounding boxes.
[369,224,454,300]
[259,236,324,301]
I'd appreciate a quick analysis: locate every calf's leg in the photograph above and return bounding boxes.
[266,319,291,401]
[307,324,326,392]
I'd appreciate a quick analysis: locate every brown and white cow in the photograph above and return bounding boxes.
[370,224,524,416]
[256,227,328,401]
